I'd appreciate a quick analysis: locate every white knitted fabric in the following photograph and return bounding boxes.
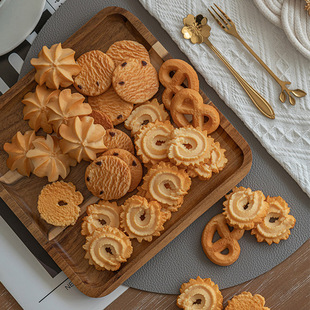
[139,0,310,197]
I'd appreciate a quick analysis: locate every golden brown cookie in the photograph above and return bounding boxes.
[170,88,220,134]
[88,86,133,125]
[124,98,169,136]
[159,59,199,110]
[26,134,76,182]
[112,58,159,104]
[22,85,59,133]
[102,128,135,154]
[120,195,166,242]
[59,116,107,162]
[88,109,113,129]
[251,196,296,245]
[106,40,150,66]
[225,292,270,310]
[102,148,142,192]
[201,214,244,266]
[177,276,223,310]
[83,225,133,271]
[37,181,83,226]
[73,50,115,96]
[30,43,81,89]
[85,155,131,200]
[223,187,269,230]
[3,130,36,177]
[135,120,174,165]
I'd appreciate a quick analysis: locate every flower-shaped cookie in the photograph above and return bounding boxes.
[3,130,36,176]
[26,134,76,182]
[251,196,296,245]
[30,43,81,89]
[59,116,107,162]
[177,276,223,310]
[47,88,92,134]
[305,0,310,15]
[182,14,210,44]
[225,291,270,310]
[22,85,59,133]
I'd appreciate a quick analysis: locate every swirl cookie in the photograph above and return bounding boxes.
[102,149,142,192]
[120,195,166,242]
[112,58,159,104]
[85,155,131,200]
[168,126,213,167]
[37,181,83,226]
[83,226,133,271]
[170,88,220,134]
[88,86,133,125]
[102,128,135,154]
[251,196,296,245]
[201,214,244,266]
[177,276,223,310]
[141,162,191,208]
[124,98,169,136]
[88,109,113,129]
[159,59,199,110]
[135,120,174,165]
[73,50,115,96]
[30,43,81,89]
[223,187,269,230]
[3,130,36,176]
[22,85,59,133]
[59,116,107,162]
[225,292,270,310]
[106,40,150,66]
[81,201,121,236]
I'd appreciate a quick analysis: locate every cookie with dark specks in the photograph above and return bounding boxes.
[103,128,135,154]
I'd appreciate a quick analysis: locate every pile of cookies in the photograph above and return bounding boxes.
[201,186,296,266]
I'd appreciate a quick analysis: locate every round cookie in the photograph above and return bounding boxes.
[73,50,115,96]
[88,86,133,125]
[106,40,150,66]
[88,109,114,129]
[85,155,131,200]
[103,128,135,154]
[102,148,142,192]
[112,58,159,104]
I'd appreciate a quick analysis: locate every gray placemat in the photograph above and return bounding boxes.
[20,0,310,295]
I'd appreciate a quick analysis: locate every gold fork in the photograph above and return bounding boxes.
[208,4,307,105]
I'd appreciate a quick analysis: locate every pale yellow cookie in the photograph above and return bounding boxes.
[225,291,270,310]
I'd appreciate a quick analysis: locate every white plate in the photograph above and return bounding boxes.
[0,0,45,56]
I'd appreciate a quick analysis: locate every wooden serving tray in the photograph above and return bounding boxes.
[0,7,252,297]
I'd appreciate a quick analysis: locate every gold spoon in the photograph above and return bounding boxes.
[182,14,275,119]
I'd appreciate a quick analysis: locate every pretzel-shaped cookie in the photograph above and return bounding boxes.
[201,213,244,266]
[159,59,199,110]
[171,88,220,134]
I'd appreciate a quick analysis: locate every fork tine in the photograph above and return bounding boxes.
[214,3,233,24]
[207,8,225,30]
[210,6,229,27]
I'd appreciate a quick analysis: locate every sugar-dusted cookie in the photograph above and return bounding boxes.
[223,187,269,230]
[225,292,270,310]
[102,149,142,192]
[3,130,36,177]
[106,40,150,66]
[81,201,121,236]
[120,195,166,242]
[251,196,296,245]
[159,59,199,110]
[135,120,174,165]
[177,276,223,310]
[88,109,113,129]
[88,86,133,125]
[37,181,83,226]
[26,134,76,182]
[124,98,169,136]
[83,226,133,271]
[47,88,92,135]
[112,58,159,104]
[102,128,135,154]
[31,43,81,89]
[22,85,59,133]
[85,155,131,200]
[73,50,115,96]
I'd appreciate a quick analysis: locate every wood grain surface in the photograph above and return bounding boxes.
[0,7,251,298]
